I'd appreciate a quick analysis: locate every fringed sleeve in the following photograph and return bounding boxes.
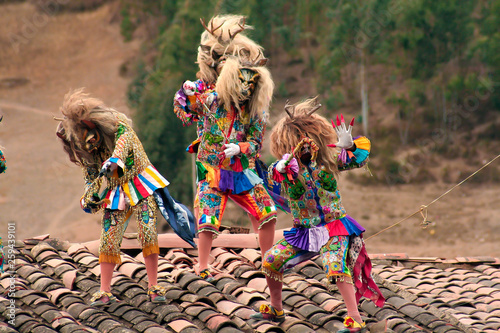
[338,136,371,171]
[81,165,102,214]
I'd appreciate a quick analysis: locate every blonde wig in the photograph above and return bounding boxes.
[197,14,265,84]
[55,88,129,166]
[215,56,274,120]
[270,97,340,176]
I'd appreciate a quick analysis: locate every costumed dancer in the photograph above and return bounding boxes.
[174,16,279,281]
[251,98,385,332]
[55,89,195,306]
[174,54,277,282]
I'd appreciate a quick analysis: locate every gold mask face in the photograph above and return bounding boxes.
[238,68,260,101]
[82,127,102,153]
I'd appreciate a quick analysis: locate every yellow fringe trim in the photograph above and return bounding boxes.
[99,253,122,265]
[143,243,159,257]
[328,273,353,285]
[262,266,283,282]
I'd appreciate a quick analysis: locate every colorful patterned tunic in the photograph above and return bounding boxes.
[81,113,169,264]
[263,136,385,307]
[81,114,169,212]
[174,80,277,235]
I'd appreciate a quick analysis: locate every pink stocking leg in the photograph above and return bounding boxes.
[249,214,276,256]
[336,280,363,323]
[144,253,159,287]
[258,219,276,257]
[100,262,115,292]
[198,231,213,271]
[266,276,284,311]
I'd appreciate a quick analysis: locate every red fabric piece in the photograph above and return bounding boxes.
[325,219,350,236]
[352,243,385,308]
[272,168,285,182]
[231,157,243,172]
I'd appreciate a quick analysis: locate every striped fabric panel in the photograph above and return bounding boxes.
[108,157,125,170]
[104,165,170,209]
[144,167,169,187]
[133,176,151,198]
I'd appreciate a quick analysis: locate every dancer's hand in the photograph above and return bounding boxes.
[182,81,197,96]
[330,114,355,149]
[100,161,117,176]
[276,160,287,173]
[223,143,241,158]
[205,93,216,106]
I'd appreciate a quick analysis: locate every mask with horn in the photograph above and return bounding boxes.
[197,14,267,85]
[55,89,121,165]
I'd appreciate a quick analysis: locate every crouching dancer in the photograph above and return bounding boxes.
[55,89,175,306]
[251,98,385,332]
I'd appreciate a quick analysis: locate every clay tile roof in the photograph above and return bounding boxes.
[2,231,500,332]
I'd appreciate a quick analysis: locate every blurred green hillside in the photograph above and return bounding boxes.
[119,0,500,204]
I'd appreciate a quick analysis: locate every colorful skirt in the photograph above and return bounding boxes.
[100,164,169,210]
[283,215,365,252]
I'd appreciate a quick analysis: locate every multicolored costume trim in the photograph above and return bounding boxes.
[283,215,365,252]
[100,164,169,209]
[197,179,277,235]
[338,136,371,171]
[0,149,6,174]
[196,161,262,194]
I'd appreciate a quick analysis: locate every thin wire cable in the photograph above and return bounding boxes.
[365,153,500,241]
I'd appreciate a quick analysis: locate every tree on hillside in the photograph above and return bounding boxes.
[316,0,397,136]
[127,0,217,204]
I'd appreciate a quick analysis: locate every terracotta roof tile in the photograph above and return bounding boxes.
[5,236,500,332]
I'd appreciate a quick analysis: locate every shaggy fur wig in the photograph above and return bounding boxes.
[270,98,340,176]
[215,57,274,120]
[197,14,265,84]
[56,88,128,166]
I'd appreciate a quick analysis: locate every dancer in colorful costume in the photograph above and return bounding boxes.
[251,98,385,332]
[174,53,277,281]
[55,89,194,306]
[174,16,278,282]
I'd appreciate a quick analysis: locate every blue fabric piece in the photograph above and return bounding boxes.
[233,171,253,194]
[111,189,120,210]
[243,169,263,186]
[352,149,369,163]
[339,216,365,236]
[153,187,197,248]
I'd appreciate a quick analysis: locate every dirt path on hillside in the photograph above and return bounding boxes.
[1,1,499,259]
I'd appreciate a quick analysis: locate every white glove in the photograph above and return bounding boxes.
[223,143,241,158]
[276,160,287,173]
[205,93,216,106]
[331,114,354,149]
[182,81,197,96]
